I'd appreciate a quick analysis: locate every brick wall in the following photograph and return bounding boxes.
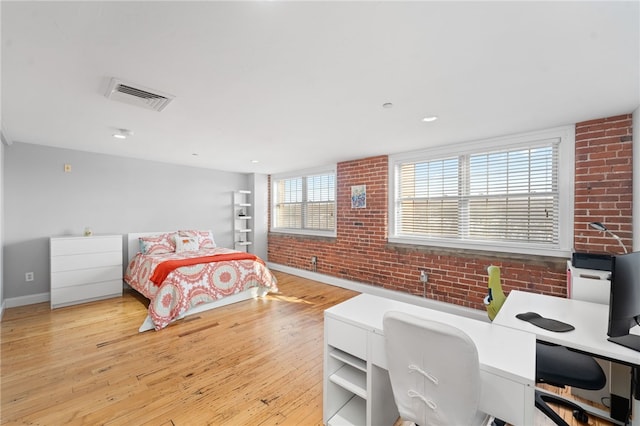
[574,114,633,255]
[268,114,633,310]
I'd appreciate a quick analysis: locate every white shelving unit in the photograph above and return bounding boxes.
[325,335,368,425]
[233,190,253,252]
[323,316,398,426]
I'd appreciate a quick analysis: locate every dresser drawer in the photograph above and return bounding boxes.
[50,236,122,255]
[51,279,122,308]
[326,317,367,360]
[51,265,122,289]
[51,251,122,273]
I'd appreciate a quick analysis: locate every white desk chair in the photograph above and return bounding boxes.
[383,311,492,426]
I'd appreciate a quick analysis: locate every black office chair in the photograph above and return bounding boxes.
[484,266,607,426]
[535,341,607,425]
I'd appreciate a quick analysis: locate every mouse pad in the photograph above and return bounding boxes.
[515,312,575,332]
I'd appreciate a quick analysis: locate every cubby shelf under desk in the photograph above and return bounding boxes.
[323,293,536,426]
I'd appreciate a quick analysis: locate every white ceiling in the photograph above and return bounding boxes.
[2,1,639,175]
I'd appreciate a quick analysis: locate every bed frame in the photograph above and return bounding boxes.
[127,232,269,332]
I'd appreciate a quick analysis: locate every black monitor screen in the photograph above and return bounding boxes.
[608,252,640,351]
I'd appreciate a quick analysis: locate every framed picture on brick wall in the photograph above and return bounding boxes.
[351,185,366,209]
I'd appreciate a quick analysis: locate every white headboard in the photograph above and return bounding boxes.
[127,231,173,262]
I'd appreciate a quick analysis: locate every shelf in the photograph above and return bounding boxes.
[329,348,366,372]
[329,364,367,399]
[233,190,252,251]
[327,396,366,426]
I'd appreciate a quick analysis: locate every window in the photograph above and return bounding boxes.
[389,127,574,257]
[272,167,336,236]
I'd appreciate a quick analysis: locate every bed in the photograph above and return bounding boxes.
[124,231,278,332]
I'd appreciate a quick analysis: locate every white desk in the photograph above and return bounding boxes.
[323,293,536,426]
[493,290,640,424]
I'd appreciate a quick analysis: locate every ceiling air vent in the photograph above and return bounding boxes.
[105,78,174,112]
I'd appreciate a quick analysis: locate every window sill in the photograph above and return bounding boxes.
[389,236,571,258]
[386,240,569,271]
[269,231,337,243]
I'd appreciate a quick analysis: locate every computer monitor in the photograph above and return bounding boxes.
[608,252,640,352]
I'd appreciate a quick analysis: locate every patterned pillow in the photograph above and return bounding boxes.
[175,236,199,252]
[178,230,216,249]
[139,232,176,255]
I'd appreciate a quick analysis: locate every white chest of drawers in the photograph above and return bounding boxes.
[50,235,123,309]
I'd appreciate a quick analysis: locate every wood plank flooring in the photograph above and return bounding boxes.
[1,271,614,425]
[2,272,357,425]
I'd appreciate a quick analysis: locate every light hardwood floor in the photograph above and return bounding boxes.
[1,271,613,425]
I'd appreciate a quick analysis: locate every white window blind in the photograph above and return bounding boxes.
[391,128,573,256]
[272,170,336,236]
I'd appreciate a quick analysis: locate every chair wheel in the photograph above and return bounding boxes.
[572,409,589,423]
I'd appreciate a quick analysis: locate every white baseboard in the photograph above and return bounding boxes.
[0,299,5,320]
[2,267,489,321]
[5,292,50,308]
[267,263,488,322]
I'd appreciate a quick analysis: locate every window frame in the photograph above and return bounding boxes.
[271,165,337,237]
[388,126,575,257]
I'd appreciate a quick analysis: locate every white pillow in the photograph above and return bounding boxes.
[178,229,216,249]
[175,236,199,252]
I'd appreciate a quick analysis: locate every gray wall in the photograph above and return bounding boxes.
[0,142,4,314]
[250,173,269,260]
[4,142,250,301]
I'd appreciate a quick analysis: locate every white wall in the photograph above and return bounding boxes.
[0,1,4,316]
[4,142,250,304]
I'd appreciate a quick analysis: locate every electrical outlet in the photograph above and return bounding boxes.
[25,272,34,282]
[419,270,428,283]
[311,256,317,265]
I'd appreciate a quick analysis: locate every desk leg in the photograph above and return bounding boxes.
[634,367,640,425]
[369,365,399,426]
[610,362,633,422]
[610,364,640,425]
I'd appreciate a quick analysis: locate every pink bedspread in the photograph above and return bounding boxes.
[124,247,278,330]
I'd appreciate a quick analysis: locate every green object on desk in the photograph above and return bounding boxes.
[485,265,506,321]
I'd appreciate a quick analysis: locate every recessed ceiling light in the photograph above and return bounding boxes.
[250,160,259,164]
[192,153,199,156]
[382,102,393,109]
[112,128,133,139]
[421,116,438,122]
